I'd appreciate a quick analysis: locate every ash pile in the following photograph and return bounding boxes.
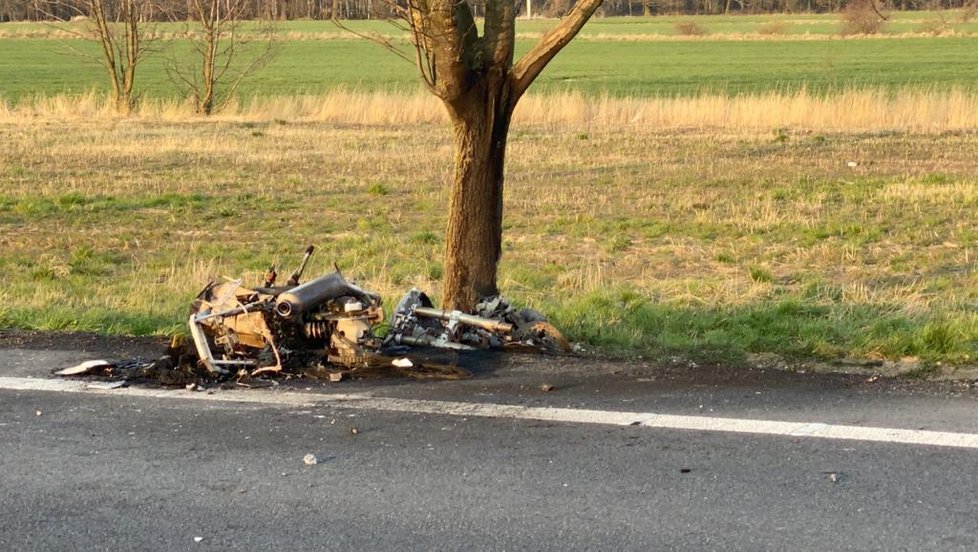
[185,245,569,380]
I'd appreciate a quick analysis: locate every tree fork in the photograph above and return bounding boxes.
[378,0,604,310]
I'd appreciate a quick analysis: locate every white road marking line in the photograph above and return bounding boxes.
[2,376,978,450]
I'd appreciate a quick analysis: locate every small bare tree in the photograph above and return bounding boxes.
[962,0,978,22]
[840,0,888,35]
[46,0,153,114]
[165,0,276,115]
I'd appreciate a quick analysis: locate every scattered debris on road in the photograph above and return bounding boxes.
[53,245,571,388]
[52,352,203,387]
[823,471,847,484]
[303,453,318,466]
[235,375,277,388]
[85,381,126,390]
[55,360,114,377]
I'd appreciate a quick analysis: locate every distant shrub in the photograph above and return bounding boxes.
[757,20,792,35]
[367,182,390,196]
[675,21,707,36]
[916,17,950,36]
[840,0,888,35]
[961,2,977,23]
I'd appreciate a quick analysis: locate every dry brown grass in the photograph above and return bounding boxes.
[4,22,974,42]
[4,88,978,133]
[3,114,977,308]
[522,30,978,41]
[756,20,793,35]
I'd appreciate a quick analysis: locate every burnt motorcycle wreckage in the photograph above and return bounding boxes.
[189,246,570,376]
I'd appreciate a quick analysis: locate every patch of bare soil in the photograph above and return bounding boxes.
[746,352,978,383]
[0,329,169,359]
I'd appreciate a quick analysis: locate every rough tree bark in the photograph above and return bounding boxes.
[399,0,604,310]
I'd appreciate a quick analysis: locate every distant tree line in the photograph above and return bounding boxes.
[2,0,975,22]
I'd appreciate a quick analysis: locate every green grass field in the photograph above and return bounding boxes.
[1,16,978,101]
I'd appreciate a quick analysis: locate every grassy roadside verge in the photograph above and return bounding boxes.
[2,109,977,367]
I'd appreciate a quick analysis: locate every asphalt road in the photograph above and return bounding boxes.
[2,345,978,551]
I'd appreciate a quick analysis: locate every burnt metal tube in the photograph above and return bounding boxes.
[395,334,475,351]
[275,272,377,319]
[412,307,514,333]
[193,300,266,323]
[287,245,315,286]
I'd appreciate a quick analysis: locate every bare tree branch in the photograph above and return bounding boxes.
[332,8,441,92]
[483,0,514,71]
[331,17,415,65]
[869,0,889,20]
[163,0,277,115]
[38,0,154,114]
[509,0,603,103]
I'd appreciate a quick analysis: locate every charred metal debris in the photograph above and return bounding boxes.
[187,245,570,378]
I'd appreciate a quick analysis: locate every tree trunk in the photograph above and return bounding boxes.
[200,14,218,115]
[397,0,603,310]
[121,0,137,115]
[441,87,512,310]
